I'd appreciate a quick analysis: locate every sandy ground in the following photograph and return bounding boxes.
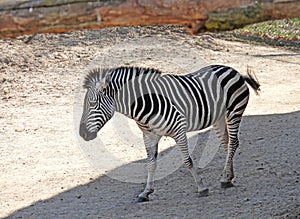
[0,26,299,218]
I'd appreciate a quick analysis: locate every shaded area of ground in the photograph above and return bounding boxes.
[7,112,300,218]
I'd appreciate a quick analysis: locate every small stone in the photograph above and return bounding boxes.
[244,198,250,202]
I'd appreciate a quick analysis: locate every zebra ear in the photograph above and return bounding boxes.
[95,81,103,91]
[102,72,111,90]
[95,73,111,91]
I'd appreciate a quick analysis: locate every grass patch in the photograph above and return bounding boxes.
[227,18,300,50]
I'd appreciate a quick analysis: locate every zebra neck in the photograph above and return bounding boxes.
[108,67,161,119]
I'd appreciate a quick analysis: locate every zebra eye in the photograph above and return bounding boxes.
[89,100,97,107]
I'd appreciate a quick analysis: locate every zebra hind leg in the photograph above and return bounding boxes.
[213,116,229,155]
[213,116,233,187]
[220,116,242,188]
[174,133,209,197]
[137,133,161,203]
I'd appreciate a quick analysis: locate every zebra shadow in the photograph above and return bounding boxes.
[7,111,300,218]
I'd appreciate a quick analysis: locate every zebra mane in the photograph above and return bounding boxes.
[83,66,162,89]
[83,68,107,89]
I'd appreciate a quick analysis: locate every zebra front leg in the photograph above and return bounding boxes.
[137,133,161,203]
[174,133,209,197]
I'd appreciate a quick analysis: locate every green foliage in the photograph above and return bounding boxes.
[237,18,299,40]
[231,18,300,49]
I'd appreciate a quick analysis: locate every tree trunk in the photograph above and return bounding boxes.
[0,0,299,38]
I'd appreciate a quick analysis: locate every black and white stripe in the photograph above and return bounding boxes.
[79,65,260,202]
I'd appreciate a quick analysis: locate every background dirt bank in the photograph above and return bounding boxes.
[0,26,299,218]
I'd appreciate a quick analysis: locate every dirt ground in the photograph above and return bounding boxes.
[0,26,299,218]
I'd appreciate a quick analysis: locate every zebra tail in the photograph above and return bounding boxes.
[243,67,261,95]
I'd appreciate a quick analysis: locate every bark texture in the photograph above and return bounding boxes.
[0,0,299,38]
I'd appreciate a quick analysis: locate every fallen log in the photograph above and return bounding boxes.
[0,0,299,38]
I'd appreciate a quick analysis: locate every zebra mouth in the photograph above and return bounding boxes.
[79,124,97,141]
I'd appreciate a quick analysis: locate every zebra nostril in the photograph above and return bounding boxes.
[79,123,97,141]
[79,123,88,138]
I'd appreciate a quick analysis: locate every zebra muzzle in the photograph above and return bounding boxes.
[79,123,97,141]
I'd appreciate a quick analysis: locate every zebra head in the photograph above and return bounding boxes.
[79,69,115,141]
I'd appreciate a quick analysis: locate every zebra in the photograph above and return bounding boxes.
[79,65,260,202]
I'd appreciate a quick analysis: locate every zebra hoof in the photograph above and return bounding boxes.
[136,196,149,203]
[199,188,209,197]
[221,181,234,188]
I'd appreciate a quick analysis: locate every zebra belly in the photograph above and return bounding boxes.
[185,105,226,132]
